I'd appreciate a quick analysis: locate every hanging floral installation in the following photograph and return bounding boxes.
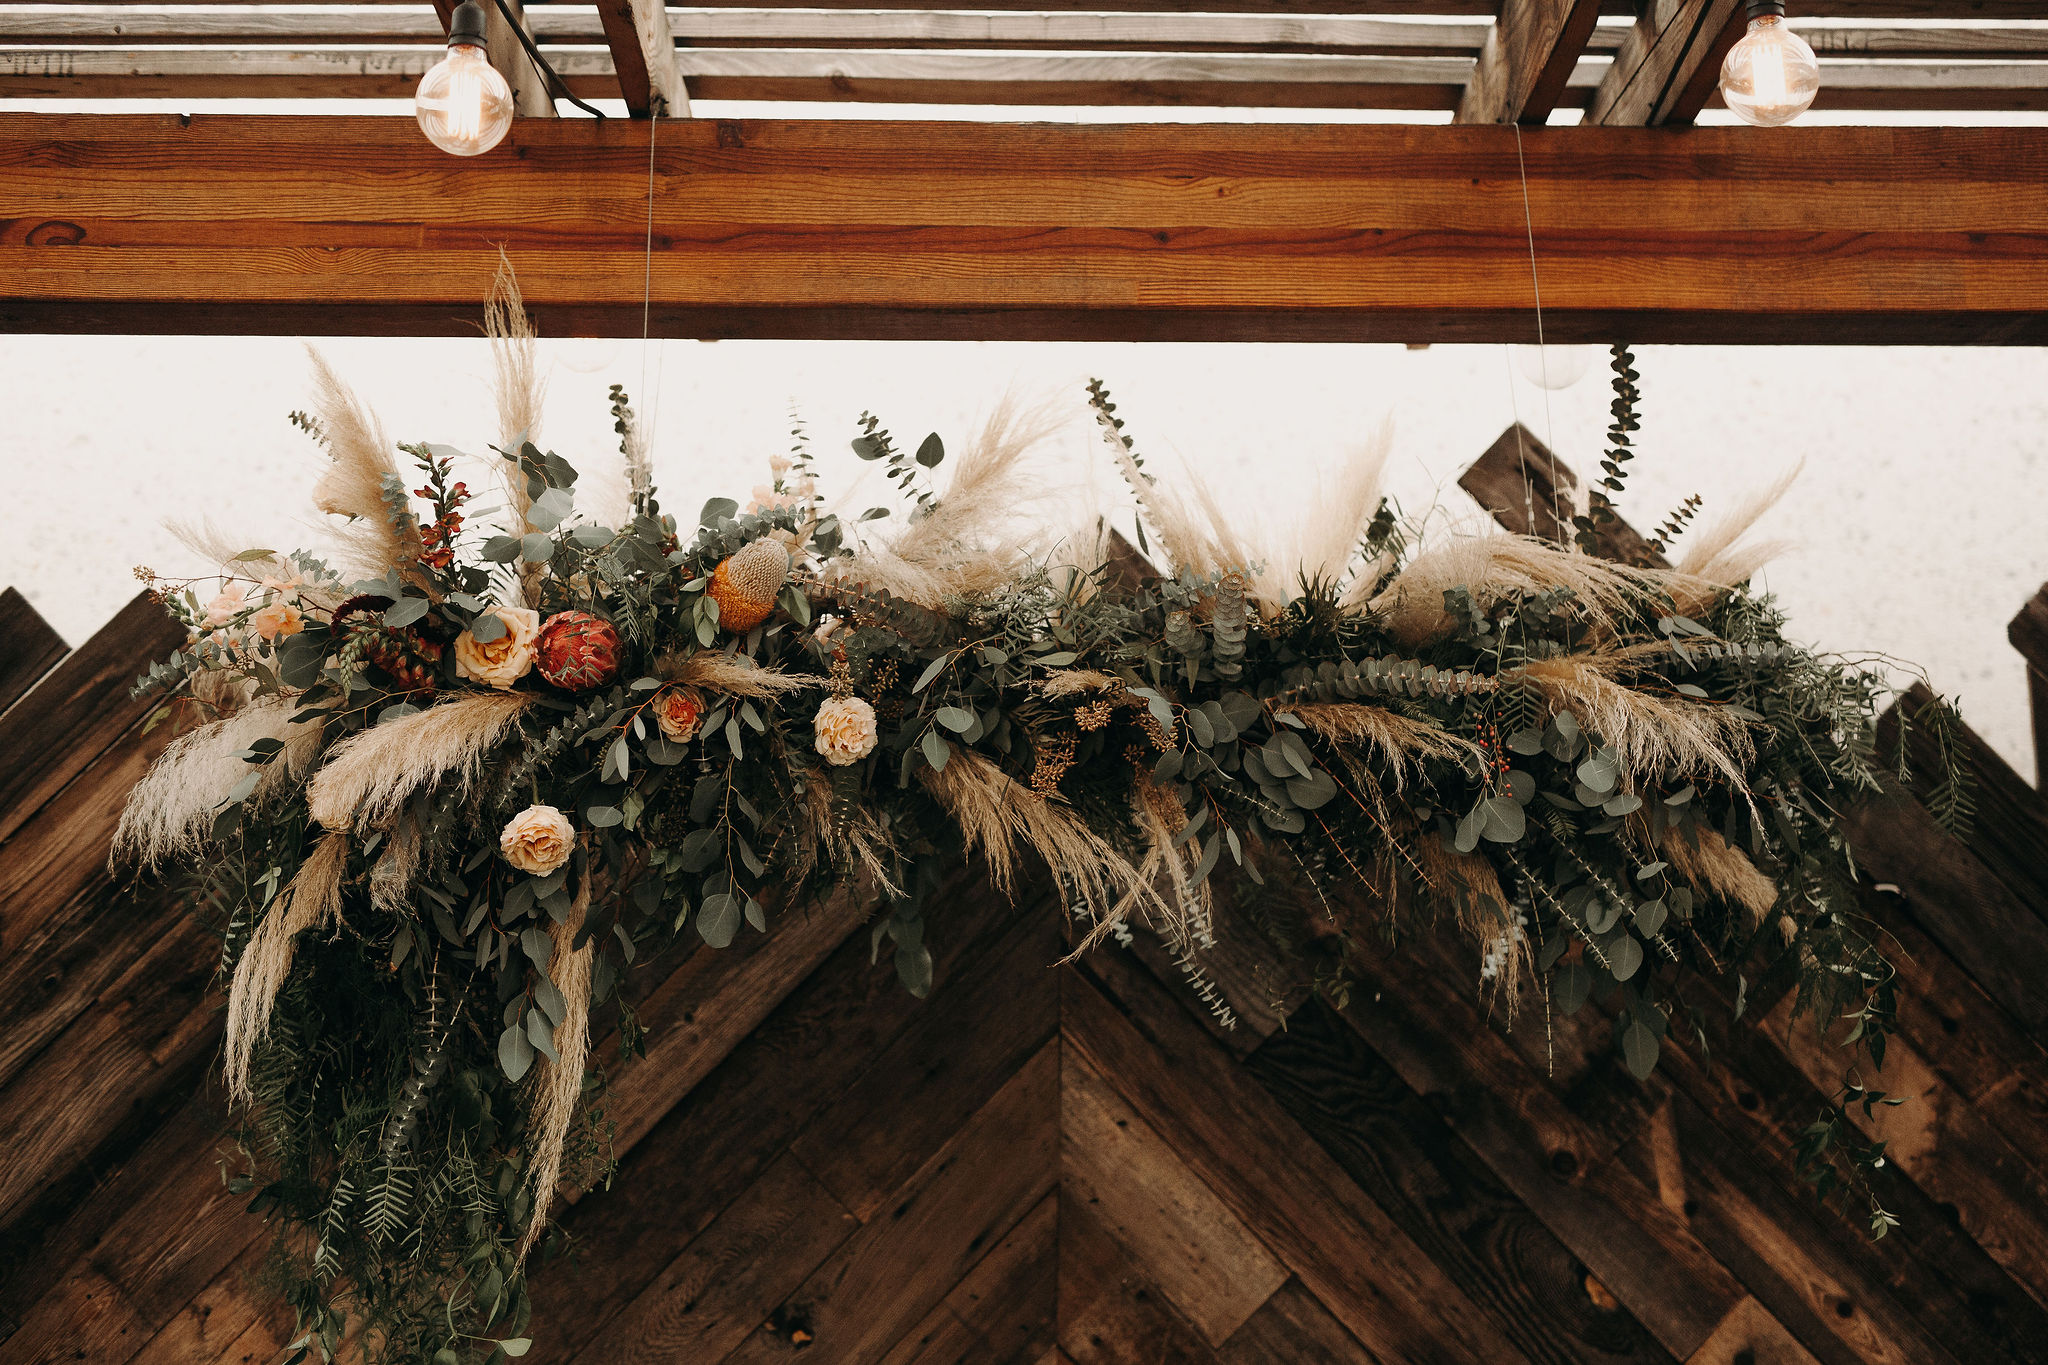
[117,289,1964,1364]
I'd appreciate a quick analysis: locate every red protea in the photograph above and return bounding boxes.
[535,611,623,691]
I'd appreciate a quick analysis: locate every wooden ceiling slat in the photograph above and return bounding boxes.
[5,44,2044,110]
[4,0,2046,16]
[2,115,2045,344]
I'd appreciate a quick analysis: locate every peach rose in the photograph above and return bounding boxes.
[654,686,706,743]
[454,605,541,690]
[500,804,575,875]
[249,599,305,640]
[813,695,878,767]
[201,585,247,628]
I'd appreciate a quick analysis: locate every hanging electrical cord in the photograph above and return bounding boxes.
[487,0,609,119]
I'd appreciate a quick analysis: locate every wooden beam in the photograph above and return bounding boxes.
[0,0,2041,14]
[597,0,690,116]
[1588,0,1743,126]
[2,116,2048,344]
[487,0,556,117]
[1454,0,1603,125]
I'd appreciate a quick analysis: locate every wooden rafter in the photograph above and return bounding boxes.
[2,115,2046,344]
[597,0,689,117]
[1587,0,1744,126]
[1454,0,1603,125]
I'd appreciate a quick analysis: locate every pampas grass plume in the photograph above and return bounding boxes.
[306,692,532,831]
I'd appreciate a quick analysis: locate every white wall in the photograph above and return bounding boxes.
[3,334,2044,777]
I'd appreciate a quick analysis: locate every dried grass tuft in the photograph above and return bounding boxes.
[306,692,533,831]
[1372,534,1663,647]
[790,771,901,895]
[1666,464,1799,616]
[115,697,324,870]
[655,650,824,699]
[224,831,348,1105]
[1037,668,1124,699]
[1519,652,1755,790]
[1287,702,1485,792]
[1662,825,1779,925]
[515,884,594,1268]
[303,348,421,577]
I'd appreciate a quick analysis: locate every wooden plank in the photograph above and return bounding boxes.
[1762,993,2048,1308]
[882,1191,1056,1365]
[789,889,1057,1221]
[1459,421,1670,566]
[1656,1012,2048,1362]
[566,1154,859,1364]
[1249,996,1680,1363]
[487,0,556,117]
[1057,1189,1226,1365]
[1880,684,2048,922]
[0,0,2035,15]
[6,117,2048,345]
[1062,1047,1288,1346]
[597,0,690,115]
[531,871,1014,1356]
[1685,1296,1822,1365]
[0,588,64,715]
[1842,781,2048,1038]
[1063,954,1525,1364]
[1456,0,1604,125]
[1588,0,1743,126]
[1216,1278,1378,1365]
[725,1040,1059,1364]
[1618,1090,1965,1365]
[0,590,180,845]
[2011,584,2048,785]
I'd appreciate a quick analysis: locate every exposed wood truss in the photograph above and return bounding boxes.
[2,114,2045,343]
[3,5,2048,113]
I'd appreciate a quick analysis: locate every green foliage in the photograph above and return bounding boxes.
[132,380,1959,1363]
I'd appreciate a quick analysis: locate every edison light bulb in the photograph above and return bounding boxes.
[1514,345,1594,391]
[415,0,514,156]
[1719,3,1819,128]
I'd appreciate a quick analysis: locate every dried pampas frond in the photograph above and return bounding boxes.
[114,698,324,870]
[921,747,1153,914]
[369,816,424,915]
[515,884,594,1268]
[306,692,533,831]
[1668,463,1800,616]
[1288,702,1485,792]
[1520,653,1755,790]
[790,771,900,895]
[224,831,348,1104]
[485,257,546,472]
[1372,533,1662,648]
[836,401,1064,609]
[655,650,823,699]
[1037,668,1124,699]
[1662,825,1779,925]
[303,348,421,577]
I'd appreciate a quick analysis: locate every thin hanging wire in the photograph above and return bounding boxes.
[1509,121,1569,544]
[637,112,670,457]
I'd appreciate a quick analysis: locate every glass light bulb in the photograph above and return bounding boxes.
[416,43,514,156]
[1719,15,1820,127]
[1514,344,1594,391]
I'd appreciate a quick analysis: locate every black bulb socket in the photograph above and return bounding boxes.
[1745,0,1787,18]
[447,0,490,50]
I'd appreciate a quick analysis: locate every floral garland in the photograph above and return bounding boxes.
[117,334,1955,1364]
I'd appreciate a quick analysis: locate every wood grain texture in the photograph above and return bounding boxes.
[4,117,2048,344]
[1065,953,1524,1364]
[0,588,64,715]
[596,0,689,115]
[1588,0,1743,126]
[1455,0,1604,125]
[0,590,179,845]
[1063,1047,1287,1345]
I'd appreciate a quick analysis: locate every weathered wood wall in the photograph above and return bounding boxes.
[3,447,2047,1364]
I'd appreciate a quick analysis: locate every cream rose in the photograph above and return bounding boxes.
[249,599,304,640]
[500,804,576,875]
[654,685,706,743]
[454,605,541,690]
[813,695,879,767]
